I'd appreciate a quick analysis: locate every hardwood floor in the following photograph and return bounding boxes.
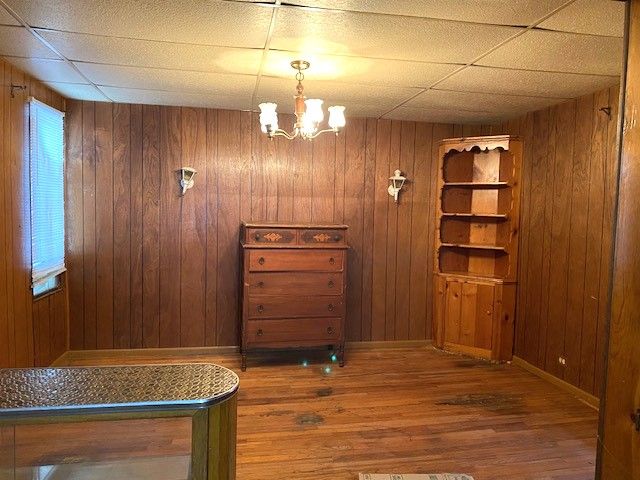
[7,347,597,480]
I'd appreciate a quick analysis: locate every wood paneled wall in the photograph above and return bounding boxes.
[0,58,68,368]
[66,100,497,350]
[501,85,620,399]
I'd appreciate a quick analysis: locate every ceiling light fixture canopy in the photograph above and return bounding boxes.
[258,60,346,140]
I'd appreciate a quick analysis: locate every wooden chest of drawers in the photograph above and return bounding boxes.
[239,223,348,370]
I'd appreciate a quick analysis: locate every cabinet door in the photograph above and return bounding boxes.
[459,282,494,350]
[444,280,462,344]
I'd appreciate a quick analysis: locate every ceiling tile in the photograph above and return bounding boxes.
[477,29,623,76]
[256,76,420,114]
[437,65,619,99]
[406,89,565,115]
[383,106,504,124]
[270,7,523,63]
[44,81,109,101]
[99,86,253,110]
[74,63,257,97]
[0,26,59,59]
[0,6,19,25]
[5,0,273,47]
[284,1,567,26]
[538,0,625,37]
[36,30,264,75]
[7,57,86,83]
[263,50,460,88]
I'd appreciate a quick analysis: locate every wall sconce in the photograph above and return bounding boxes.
[178,167,197,196]
[388,169,407,203]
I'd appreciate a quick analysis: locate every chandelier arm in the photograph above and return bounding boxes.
[270,129,299,140]
[304,127,339,139]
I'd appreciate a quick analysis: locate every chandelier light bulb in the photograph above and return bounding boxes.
[328,105,346,129]
[304,98,324,124]
[258,102,278,132]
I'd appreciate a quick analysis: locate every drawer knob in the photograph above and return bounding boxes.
[334,235,341,241]
[255,233,261,240]
[257,281,264,288]
[328,280,335,288]
[257,305,264,313]
[258,257,265,265]
[329,257,335,265]
[328,304,334,312]
[327,327,334,335]
[257,328,264,337]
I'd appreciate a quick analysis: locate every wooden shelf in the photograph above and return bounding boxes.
[436,271,513,284]
[441,213,508,219]
[443,181,510,188]
[440,242,507,252]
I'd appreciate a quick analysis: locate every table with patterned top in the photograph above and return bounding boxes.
[0,363,239,480]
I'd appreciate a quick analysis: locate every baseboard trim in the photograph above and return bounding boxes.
[512,356,600,410]
[51,340,433,366]
[346,339,433,350]
[52,345,240,365]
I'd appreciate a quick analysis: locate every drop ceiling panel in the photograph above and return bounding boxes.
[437,66,619,99]
[7,57,86,83]
[478,29,623,76]
[0,7,19,25]
[0,26,59,59]
[286,0,567,26]
[538,0,625,37]
[4,0,273,47]
[270,7,523,63]
[44,82,109,101]
[37,30,263,75]
[264,50,460,88]
[256,76,420,113]
[74,63,257,97]
[99,86,253,110]
[407,89,566,115]
[383,106,504,125]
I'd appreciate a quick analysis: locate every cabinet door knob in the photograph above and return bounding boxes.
[327,327,334,335]
[257,305,264,313]
[258,257,265,265]
[257,328,264,337]
[329,257,335,264]
[328,280,335,288]
[328,304,334,312]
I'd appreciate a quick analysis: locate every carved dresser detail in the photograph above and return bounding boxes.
[239,222,348,370]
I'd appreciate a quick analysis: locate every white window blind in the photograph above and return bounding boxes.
[29,98,65,286]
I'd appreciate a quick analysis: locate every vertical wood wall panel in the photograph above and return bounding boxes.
[0,58,68,367]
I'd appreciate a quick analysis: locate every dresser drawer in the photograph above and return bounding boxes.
[299,229,346,245]
[248,295,344,319]
[246,272,343,295]
[245,227,296,245]
[248,250,344,272]
[245,318,341,346]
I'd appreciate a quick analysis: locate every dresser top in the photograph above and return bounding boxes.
[0,363,239,416]
[242,222,348,229]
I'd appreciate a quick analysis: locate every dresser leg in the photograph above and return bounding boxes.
[338,344,345,367]
[241,353,247,372]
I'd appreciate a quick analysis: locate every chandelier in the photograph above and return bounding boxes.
[258,60,346,140]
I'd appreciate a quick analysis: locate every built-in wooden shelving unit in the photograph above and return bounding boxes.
[433,135,522,361]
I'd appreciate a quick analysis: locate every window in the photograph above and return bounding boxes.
[29,98,65,296]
